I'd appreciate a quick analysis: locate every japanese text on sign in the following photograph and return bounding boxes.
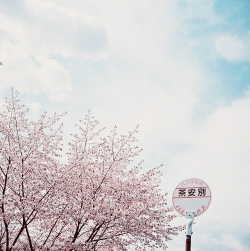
[178,188,206,197]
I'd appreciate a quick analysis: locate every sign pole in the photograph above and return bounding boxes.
[185,235,191,251]
[185,211,195,251]
[172,178,212,251]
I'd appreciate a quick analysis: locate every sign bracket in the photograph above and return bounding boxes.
[185,211,195,236]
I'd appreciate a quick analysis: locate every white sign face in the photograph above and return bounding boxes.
[172,178,211,217]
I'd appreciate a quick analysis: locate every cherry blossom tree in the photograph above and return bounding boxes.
[0,91,64,251]
[0,91,178,251]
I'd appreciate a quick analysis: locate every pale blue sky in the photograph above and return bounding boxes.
[0,0,250,250]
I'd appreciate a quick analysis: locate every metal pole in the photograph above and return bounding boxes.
[185,235,191,251]
[185,211,195,251]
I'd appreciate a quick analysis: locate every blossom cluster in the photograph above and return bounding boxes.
[0,92,177,250]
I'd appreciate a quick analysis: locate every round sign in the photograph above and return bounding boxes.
[172,178,211,217]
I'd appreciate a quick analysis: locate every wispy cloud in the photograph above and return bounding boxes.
[26,101,41,114]
[216,34,250,62]
[0,0,108,101]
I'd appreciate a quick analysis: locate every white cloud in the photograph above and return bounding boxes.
[220,234,249,251]
[26,101,41,114]
[0,0,108,101]
[0,40,72,101]
[216,35,250,62]
[64,0,207,134]
[24,0,108,59]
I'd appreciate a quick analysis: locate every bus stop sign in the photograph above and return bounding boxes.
[172,178,211,217]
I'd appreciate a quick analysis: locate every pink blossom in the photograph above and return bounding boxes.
[0,91,179,251]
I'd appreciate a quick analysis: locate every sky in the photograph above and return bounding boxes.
[0,0,250,250]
